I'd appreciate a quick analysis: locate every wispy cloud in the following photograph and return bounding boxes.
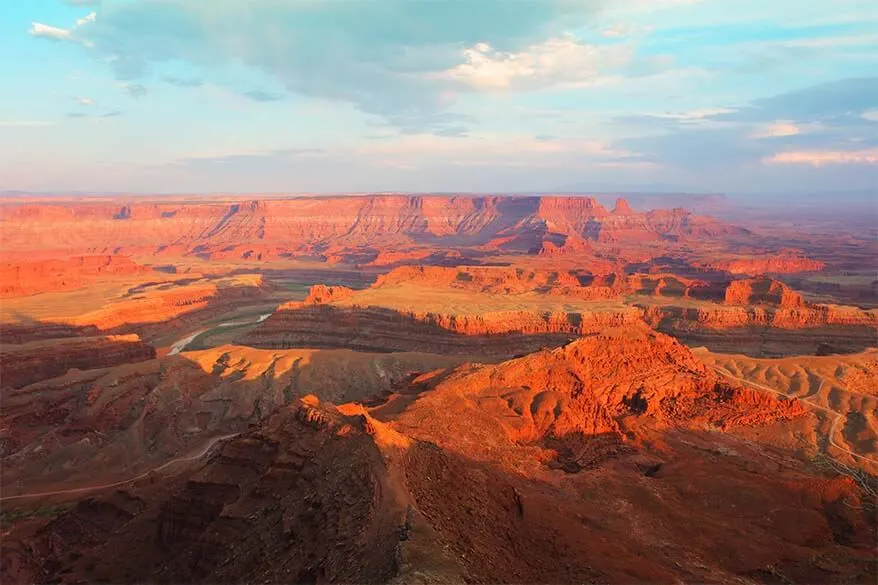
[67,111,122,119]
[121,83,148,99]
[243,90,283,102]
[750,121,801,138]
[74,97,95,106]
[763,148,878,166]
[162,76,204,88]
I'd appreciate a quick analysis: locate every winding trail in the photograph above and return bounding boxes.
[0,432,241,503]
[710,366,877,464]
[168,312,272,355]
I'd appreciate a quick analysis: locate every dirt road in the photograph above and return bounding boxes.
[710,366,876,464]
[0,432,240,503]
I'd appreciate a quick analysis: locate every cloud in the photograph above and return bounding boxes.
[863,109,878,122]
[30,10,97,44]
[74,97,95,106]
[121,83,148,99]
[441,34,630,91]
[750,121,801,138]
[162,75,204,88]
[76,12,97,27]
[29,22,73,42]
[712,77,878,124]
[243,90,283,102]
[66,110,122,119]
[763,148,878,166]
[28,0,613,132]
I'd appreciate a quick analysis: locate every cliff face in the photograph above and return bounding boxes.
[0,196,748,260]
[0,334,155,390]
[243,304,644,357]
[723,277,806,307]
[703,250,826,275]
[0,255,150,297]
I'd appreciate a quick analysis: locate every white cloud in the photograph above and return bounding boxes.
[76,12,97,27]
[649,107,736,121]
[750,120,801,138]
[863,109,878,122]
[30,11,96,44]
[29,22,73,41]
[441,34,631,91]
[75,97,95,106]
[763,148,878,166]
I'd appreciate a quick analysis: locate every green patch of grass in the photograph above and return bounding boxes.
[0,504,71,529]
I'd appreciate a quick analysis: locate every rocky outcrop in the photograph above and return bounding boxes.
[243,304,644,357]
[0,334,155,390]
[302,284,355,305]
[2,399,402,585]
[0,255,150,297]
[3,334,876,585]
[723,277,807,307]
[703,250,826,275]
[392,326,807,464]
[649,304,878,356]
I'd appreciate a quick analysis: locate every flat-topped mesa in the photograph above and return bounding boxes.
[303,284,356,305]
[0,255,151,297]
[1,195,752,262]
[724,277,807,308]
[702,249,826,276]
[536,196,609,233]
[611,197,635,215]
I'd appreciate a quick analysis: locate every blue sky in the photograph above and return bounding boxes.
[2,0,877,194]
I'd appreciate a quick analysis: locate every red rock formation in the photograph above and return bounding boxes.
[0,334,155,390]
[724,277,807,308]
[0,195,749,262]
[705,249,826,275]
[611,197,634,215]
[2,398,402,585]
[302,284,356,305]
[68,275,272,337]
[243,303,645,357]
[2,332,875,585]
[0,255,150,297]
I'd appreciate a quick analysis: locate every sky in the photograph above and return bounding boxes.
[2,0,877,194]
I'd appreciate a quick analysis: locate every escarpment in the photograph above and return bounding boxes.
[243,304,643,357]
[0,334,155,390]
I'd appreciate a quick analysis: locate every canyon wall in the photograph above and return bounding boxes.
[0,334,156,390]
[0,196,746,259]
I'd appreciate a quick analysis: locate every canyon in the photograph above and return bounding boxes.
[1,194,875,584]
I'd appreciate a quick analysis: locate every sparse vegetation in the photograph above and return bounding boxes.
[0,505,70,529]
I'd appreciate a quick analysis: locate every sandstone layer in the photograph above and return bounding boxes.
[0,255,151,297]
[0,334,155,391]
